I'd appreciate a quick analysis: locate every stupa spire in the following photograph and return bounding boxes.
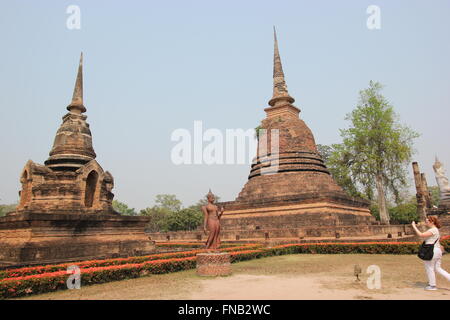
[269,27,295,107]
[67,52,86,113]
[45,53,96,171]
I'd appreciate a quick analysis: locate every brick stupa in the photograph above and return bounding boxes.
[219,29,375,237]
[0,54,154,267]
[16,53,115,214]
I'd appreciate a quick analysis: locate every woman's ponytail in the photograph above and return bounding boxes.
[428,215,442,229]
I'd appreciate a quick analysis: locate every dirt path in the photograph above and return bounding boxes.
[189,274,450,300]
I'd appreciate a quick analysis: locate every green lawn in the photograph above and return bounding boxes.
[18,254,450,300]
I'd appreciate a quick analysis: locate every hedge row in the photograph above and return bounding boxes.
[1,240,449,299]
[0,244,262,280]
[156,242,246,248]
[0,257,197,299]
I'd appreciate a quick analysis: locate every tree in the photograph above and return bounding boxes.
[0,203,17,217]
[141,206,171,232]
[371,199,419,225]
[112,200,137,216]
[141,194,203,232]
[318,144,363,198]
[166,207,203,231]
[336,81,419,224]
[428,185,440,208]
[389,199,418,224]
[154,194,182,212]
[317,144,333,163]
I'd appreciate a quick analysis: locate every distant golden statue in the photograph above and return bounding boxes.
[201,190,224,250]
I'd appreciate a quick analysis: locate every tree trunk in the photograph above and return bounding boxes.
[375,173,390,225]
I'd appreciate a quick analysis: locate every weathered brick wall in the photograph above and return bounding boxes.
[0,213,154,267]
[148,224,410,242]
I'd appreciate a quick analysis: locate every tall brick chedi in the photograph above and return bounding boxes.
[0,54,153,267]
[220,29,375,236]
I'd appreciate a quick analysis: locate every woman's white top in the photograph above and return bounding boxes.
[425,227,440,247]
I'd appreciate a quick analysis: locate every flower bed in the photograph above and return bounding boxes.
[0,257,197,299]
[156,242,249,248]
[1,239,448,299]
[0,244,262,280]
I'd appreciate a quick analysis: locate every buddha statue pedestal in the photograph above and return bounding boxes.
[196,252,231,277]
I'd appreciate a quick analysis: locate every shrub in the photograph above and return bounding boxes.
[0,257,197,299]
[0,244,262,280]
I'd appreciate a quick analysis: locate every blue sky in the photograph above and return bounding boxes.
[0,1,449,210]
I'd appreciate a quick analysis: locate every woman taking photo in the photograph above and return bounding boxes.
[412,216,450,291]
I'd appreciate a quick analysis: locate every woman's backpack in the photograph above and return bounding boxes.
[418,238,439,261]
